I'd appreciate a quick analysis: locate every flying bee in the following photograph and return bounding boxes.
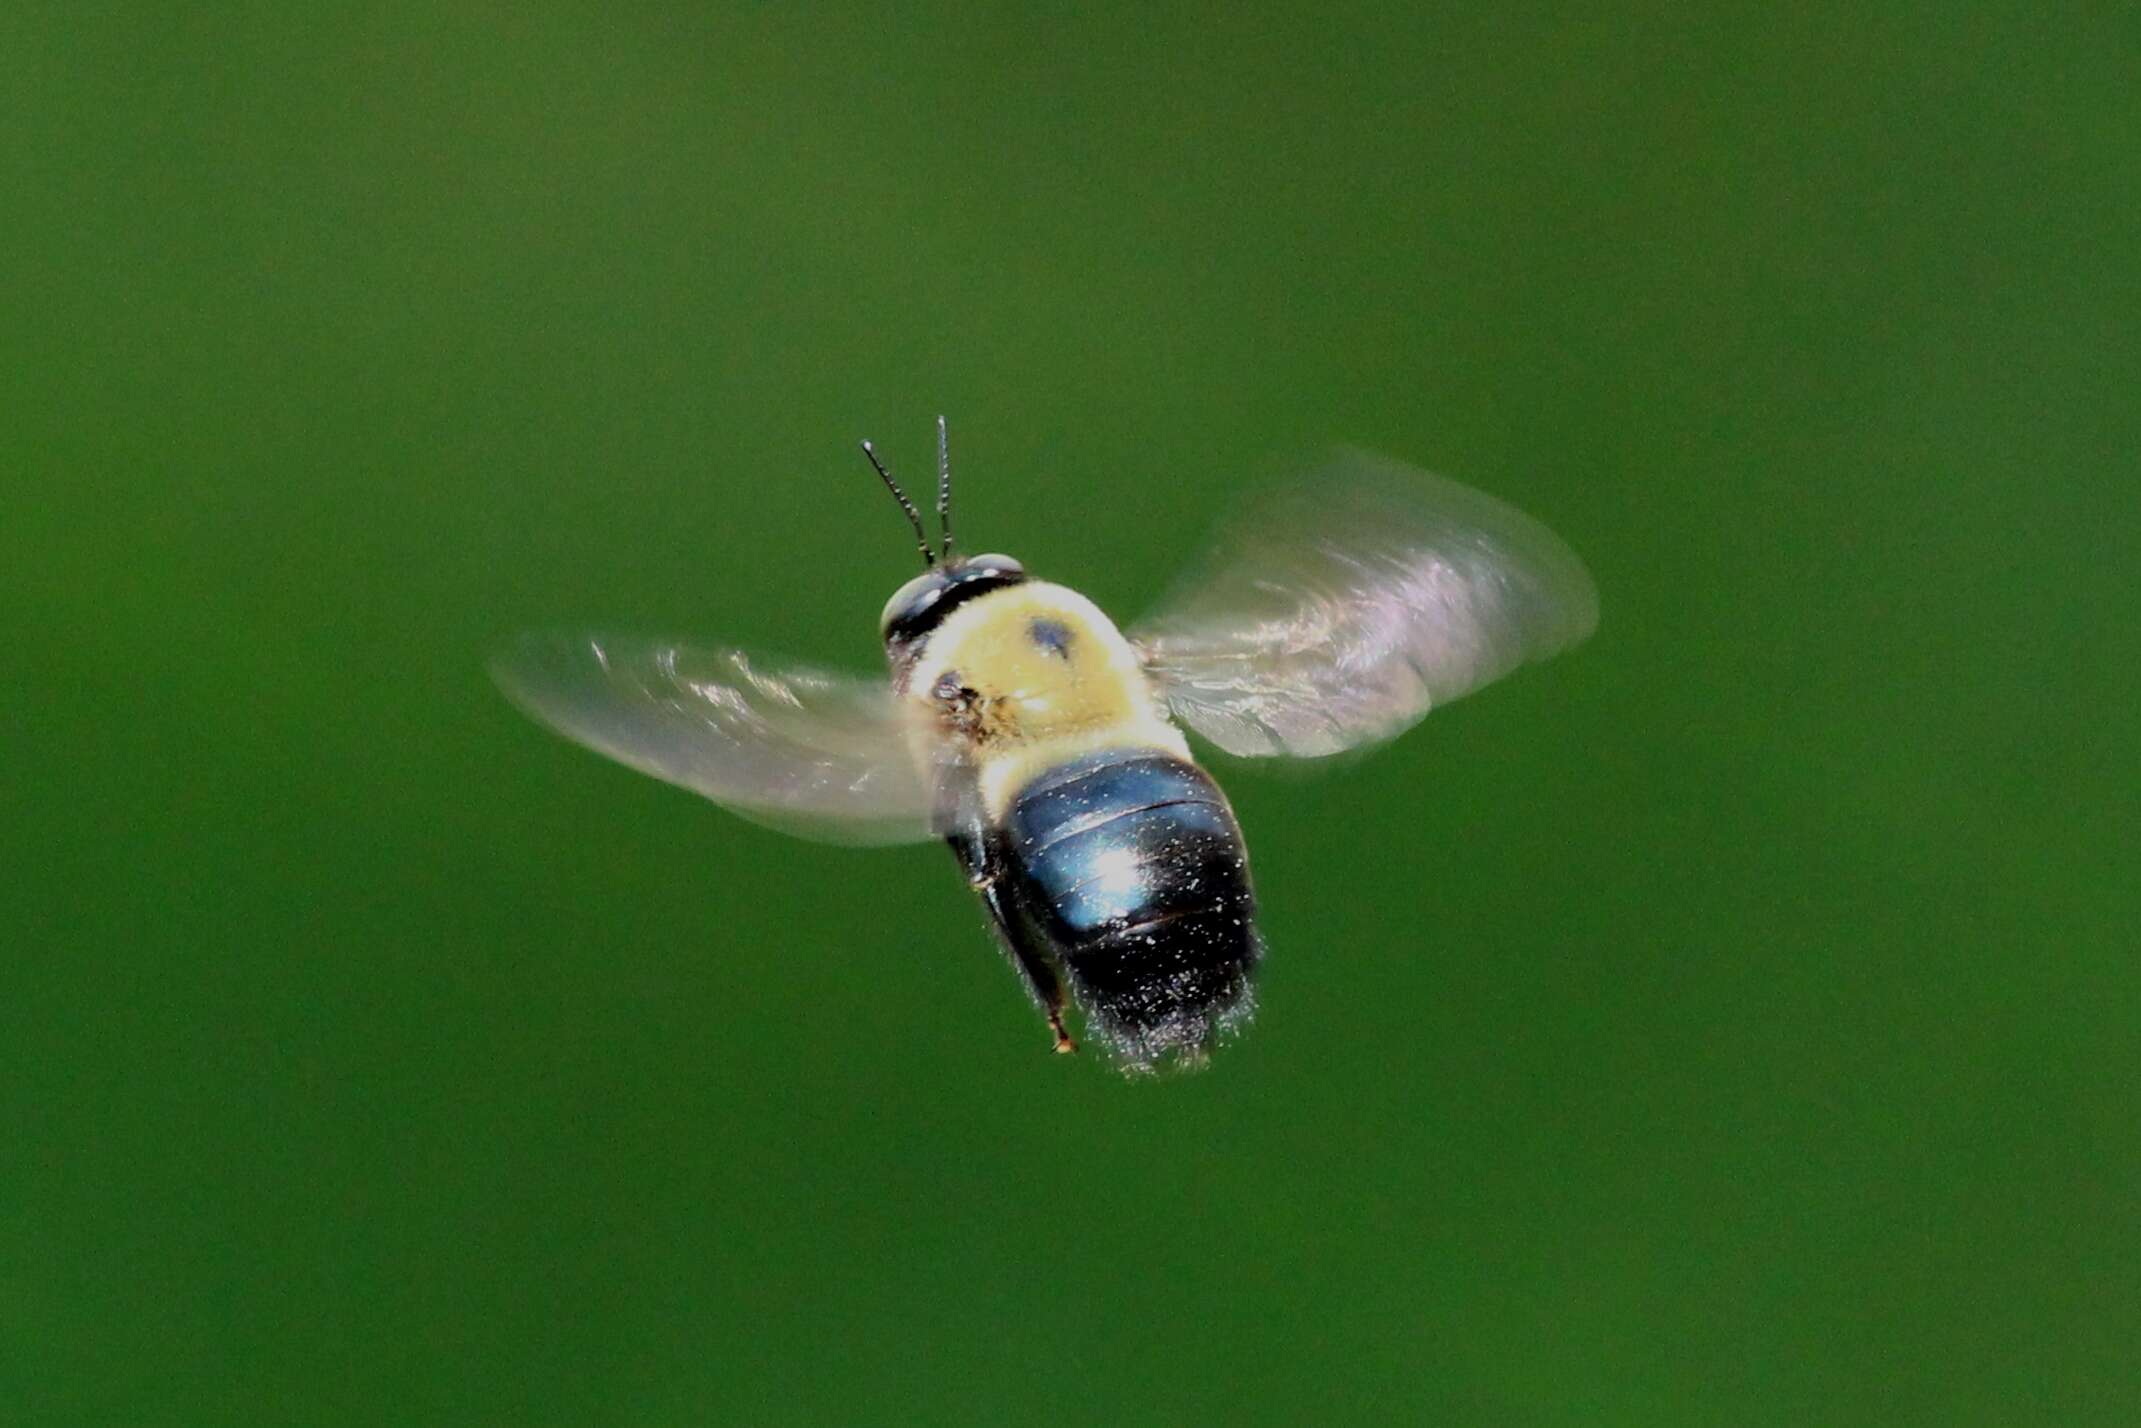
[494,421,1598,1071]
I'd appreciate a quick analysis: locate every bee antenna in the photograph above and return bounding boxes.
[860,439,935,568]
[935,414,954,561]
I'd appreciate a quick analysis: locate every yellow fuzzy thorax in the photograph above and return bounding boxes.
[901,580,1190,819]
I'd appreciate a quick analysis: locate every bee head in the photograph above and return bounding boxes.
[859,417,1026,654]
[879,554,1028,652]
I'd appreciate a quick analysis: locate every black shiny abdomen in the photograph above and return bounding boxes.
[997,747,1261,1066]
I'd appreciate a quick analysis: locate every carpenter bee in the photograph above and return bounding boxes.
[494,421,1597,1071]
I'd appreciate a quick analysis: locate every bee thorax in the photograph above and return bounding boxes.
[896,580,1190,819]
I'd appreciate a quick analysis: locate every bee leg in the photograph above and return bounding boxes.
[947,825,1079,1056]
[975,872,1077,1056]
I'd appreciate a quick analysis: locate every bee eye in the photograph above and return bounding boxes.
[881,554,1029,648]
[880,572,942,637]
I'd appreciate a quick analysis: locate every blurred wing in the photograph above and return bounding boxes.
[492,633,935,845]
[1130,449,1599,758]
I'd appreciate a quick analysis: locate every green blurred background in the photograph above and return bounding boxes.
[5,4,2136,1424]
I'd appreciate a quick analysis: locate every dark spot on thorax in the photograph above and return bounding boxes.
[1027,618,1075,659]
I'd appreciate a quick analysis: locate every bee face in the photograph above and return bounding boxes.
[879,553,1026,656]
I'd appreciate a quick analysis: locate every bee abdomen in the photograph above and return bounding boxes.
[1002,749,1261,1066]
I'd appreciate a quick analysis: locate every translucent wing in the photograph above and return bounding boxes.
[492,633,935,845]
[1130,449,1599,759]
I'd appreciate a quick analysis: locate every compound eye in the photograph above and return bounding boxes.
[880,571,941,636]
[965,553,1024,579]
